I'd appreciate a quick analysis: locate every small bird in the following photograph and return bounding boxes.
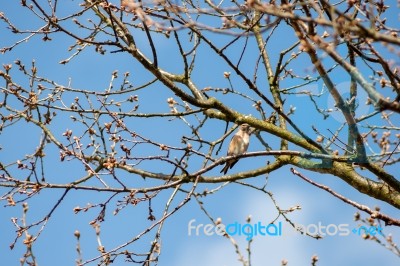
[220,123,251,175]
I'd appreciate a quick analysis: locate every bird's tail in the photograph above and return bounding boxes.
[220,163,229,175]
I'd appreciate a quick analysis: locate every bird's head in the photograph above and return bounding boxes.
[239,123,250,133]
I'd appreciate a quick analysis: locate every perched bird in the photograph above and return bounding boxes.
[220,123,251,175]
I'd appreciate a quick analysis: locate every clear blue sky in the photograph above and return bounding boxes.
[0,2,399,265]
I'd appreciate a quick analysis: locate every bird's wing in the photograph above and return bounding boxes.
[227,135,243,156]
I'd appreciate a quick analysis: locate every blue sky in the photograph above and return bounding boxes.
[1,1,399,265]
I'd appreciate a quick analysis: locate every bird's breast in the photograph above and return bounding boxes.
[242,135,249,146]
